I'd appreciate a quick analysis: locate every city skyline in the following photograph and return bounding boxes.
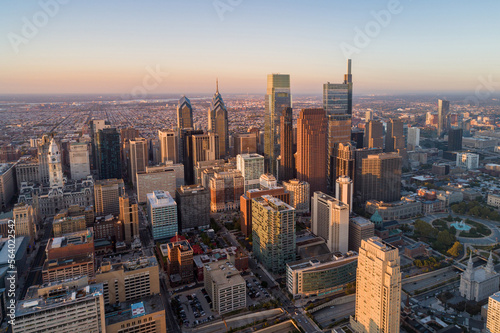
[1,1,499,95]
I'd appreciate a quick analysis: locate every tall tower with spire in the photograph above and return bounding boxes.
[48,137,64,188]
[208,79,229,159]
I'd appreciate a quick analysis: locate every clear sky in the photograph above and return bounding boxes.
[1,0,499,95]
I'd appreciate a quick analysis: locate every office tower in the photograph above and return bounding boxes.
[349,216,375,252]
[97,128,121,180]
[365,110,373,121]
[487,292,500,333]
[147,190,178,240]
[296,108,328,194]
[120,127,140,145]
[177,96,194,130]
[448,127,463,151]
[37,134,51,185]
[353,147,383,198]
[14,281,106,333]
[351,237,401,333]
[158,129,178,163]
[407,127,420,150]
[15,156,40,188]
[95,256,159,304]
[336,176,353,213]
[437,99,450,137]
[385,119,405,153]
[456,152,479,170]
[323,59,353,115]
[351,128,364,148]
[311,192,349,253]
[94,178,125,216]
[0,163,15,211]
[119,195,139,245]
[68,142,90,180]
[176,185,210,231]
[164,238,194,283]
[336,142,356,182]
[136,164,184,203]
[240,186,290,236]
[264,74,291,177]
[89,119,109,172]
[128,138,148,188]
[252,195,296,273]
[53,214,86,237]
[364,120,384,149]
[48,137,64,188]
[184,131,218,184]
[282,179,310,214]
[361,153,402,203]
[208,80,229,159]
[13,202,36,246]
[279,107,295,181]
[236,153,265,192]
[209,170,244,212]
[204,260,246,314]
[233,132,258,155]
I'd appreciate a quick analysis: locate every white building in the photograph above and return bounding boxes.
[336,176,353,213]
[407,127,420,150]
[204,260,246,314]
[460,253,499,302]
[147,190,178,241]
[69,142,90,181]
[136,164,184,203]
[487,193,500,208]
[236,153,264,192]
[311,191,349,253]
[456,152,479,170]
[282,178,310,214]
[48,138,64,188]
[487,291,500,333]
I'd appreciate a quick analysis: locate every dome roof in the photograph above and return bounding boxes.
[370,210,383,224]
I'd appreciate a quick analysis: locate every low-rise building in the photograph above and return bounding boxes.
[365,199,422,221]
[487,193,500,208]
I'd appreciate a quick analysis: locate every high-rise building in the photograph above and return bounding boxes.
[159,129,178,163]
[456,152,479,170]
[296,108,328,194]
[311,191,349,253]
[448,127,463,151]
[353,147,383,199]
[97,128,121,180]
[204,260,246,314]
[136,163,184,203]
[361,153,402,203]
[364,120,384,149]
[120,127,140,145]
[163,237,194,284]
[129,138,148,188]
[438,99,450,137]
[236,153,265,192]
[336,142,356,182]
[233,132,258,156]
[365,110,373,121]
[147,190,178,240]
[0,163,15,211]
[69,142,90,180]
[487,292,500,333]
[252,195,296,274]
[351,237,401,333]
[264,74,291,177]
[37,134,51,184]
[13,202,37,247]
[208,80,229,159]
[48,138,64,188]
[323,59,353,115]
[177,96,194,130]
[407,127,420,150]
[326,114,351,195]
[351,128,364,149]
[336,176,353,213]
[280,107,295,181]
[14,280,106,333]
[282,178,310,214]
[209,170,244,212]
[176,185,210,231]
[385,119,405,153]
[348,216,375,252]
[94,178,125,216]
[185,132,219,184]
[119,195,139,245]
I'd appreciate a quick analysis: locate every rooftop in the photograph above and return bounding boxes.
[0,163,14,176]
[147,190,176,208]
[350,216,373,227]
[98,256,157,274]
[287,251,358,272]
[105,294,164,326]
[205,260,245,287]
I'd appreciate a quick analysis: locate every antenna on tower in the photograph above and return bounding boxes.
[216,78,219,93]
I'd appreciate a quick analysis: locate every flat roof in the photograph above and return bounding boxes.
[105,294,164,326]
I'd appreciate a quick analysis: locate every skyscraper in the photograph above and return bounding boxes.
[69,142,90,180]
[158,129,178,163]
[129,138,148,188]
[236,153,265,192]
[185,133,219,184]
[336,176,353,213]
[351,237,401,333]
[280,107,294,181]
[385,119,405,153]
[487,292,500,333]
[282,179,310,214]
[364,120,384,149]
[147,190,178,240]
[177,96,194,130]
[252,195,295,274]
[438,99,450,137]
[233,132,258,156]
[94,178,125,216]
[97,128,121,180]
[119,194,139,245]
[407,127,420,150]
[48,137,64,188]
[448,127,463,151]
[264,74,291,177]
[296,108,328,194]
[336,142,356,182]
[208,79,229,159]
[311,191,349,253]
[89,119,109,172]
[361,153,402,203]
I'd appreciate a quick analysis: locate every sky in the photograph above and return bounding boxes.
[1,0,499,95]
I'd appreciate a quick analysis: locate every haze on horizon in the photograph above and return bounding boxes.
[1,0,499,96]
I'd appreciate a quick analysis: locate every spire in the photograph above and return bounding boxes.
[216,78,219,94]
[486,251,495,274]
[467,252,473,269]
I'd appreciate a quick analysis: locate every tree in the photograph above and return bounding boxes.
[447,241,462,257]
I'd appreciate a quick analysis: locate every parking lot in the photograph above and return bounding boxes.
[172,287,218,328]
[244,275,271,305]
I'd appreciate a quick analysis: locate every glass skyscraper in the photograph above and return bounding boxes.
[97,127,121,180]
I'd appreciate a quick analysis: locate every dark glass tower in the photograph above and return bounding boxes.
[208,79,229,159]
[97,128,122,180]
[279,107,294,181]
[448,128,463,151]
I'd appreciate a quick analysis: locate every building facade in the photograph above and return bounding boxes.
[176,185,210,231]
[147,190,178,240]
[460,253,500,302]
[204,260,246,314]
[282,179,310,214]
[236,153,264,192]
